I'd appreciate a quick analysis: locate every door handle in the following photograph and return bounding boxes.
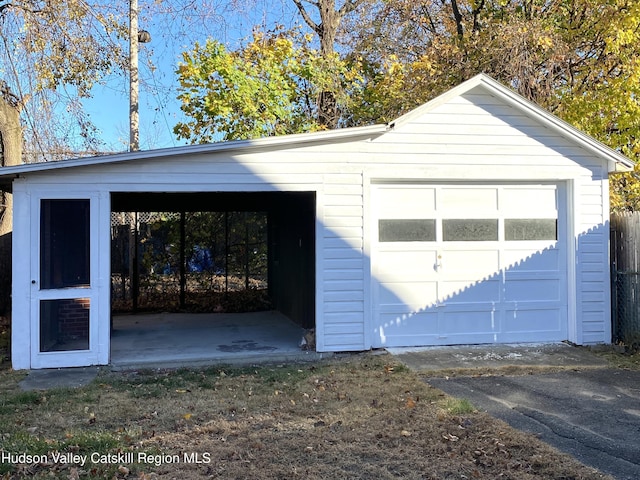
[434,254,443,271]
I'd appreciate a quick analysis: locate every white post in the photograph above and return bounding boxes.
[129,0,140,152]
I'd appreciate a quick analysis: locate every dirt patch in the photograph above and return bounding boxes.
[418,364,604,378]
[590,345,640,370]
[0,354,611,479]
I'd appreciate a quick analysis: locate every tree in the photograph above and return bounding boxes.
[290,0,363,127]
[343,1,573,119]
[0,0,129,161]
[174,27,362,142]
[0,0,276,158]
[344,0,640,210]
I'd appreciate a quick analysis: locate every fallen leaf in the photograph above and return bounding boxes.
[405,397,416,409]
[118,465,130,475]
[183,413,192,420]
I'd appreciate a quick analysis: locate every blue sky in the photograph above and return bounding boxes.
[82,0,302,152]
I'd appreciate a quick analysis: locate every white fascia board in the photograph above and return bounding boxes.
[0,123,388,182]
[478,75,634,173]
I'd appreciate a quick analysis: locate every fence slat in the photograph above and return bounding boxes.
[611,212,640,347]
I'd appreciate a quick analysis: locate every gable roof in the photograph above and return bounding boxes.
[389,73,634,173]
[0,74,633,191]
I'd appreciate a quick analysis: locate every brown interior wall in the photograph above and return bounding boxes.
[268,193,315,329]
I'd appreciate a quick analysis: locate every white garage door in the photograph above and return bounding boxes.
[371,183,568,347]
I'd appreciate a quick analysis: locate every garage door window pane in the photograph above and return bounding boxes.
[379,219,436,242]
[505,219,557,241]
[443,219,498,241]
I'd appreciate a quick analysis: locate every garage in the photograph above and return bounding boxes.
[0,73,634,369]
[372,183,568,347]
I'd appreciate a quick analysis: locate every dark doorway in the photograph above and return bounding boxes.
[110,192,315,329]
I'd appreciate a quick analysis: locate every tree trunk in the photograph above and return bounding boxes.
[292,0,362,129]
[316,1,340,128]
[0,85,22,317]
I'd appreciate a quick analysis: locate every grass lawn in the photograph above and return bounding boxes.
[0,352,627,479]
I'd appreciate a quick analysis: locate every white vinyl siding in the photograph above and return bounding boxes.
[320,173,366,351]
[575,171,611,344]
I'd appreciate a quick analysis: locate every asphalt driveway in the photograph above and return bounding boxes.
[391,345,640,480]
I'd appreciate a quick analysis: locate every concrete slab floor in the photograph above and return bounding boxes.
[19,367,101,391]
[110,310,326,369]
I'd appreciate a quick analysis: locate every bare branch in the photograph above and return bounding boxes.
[338,0,363,17]
[0,2,42,16]
[450,0,464,38]
[471,0,485,33]
[291,0,320,35]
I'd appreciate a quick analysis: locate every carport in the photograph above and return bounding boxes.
[110,192,315,324]
[109,191,316,366]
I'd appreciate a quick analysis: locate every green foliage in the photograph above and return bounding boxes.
[442,397,476,415]
[2,0,126,97]
[548,1,640,212]
[174,27,363,142]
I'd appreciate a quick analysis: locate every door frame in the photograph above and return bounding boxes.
[29,191,104,368]
[368,180,571,347]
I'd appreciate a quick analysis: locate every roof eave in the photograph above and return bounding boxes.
[476,75,634,173]
[0,123,388,182]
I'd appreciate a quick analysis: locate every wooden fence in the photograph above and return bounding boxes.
[610,212,640,347]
